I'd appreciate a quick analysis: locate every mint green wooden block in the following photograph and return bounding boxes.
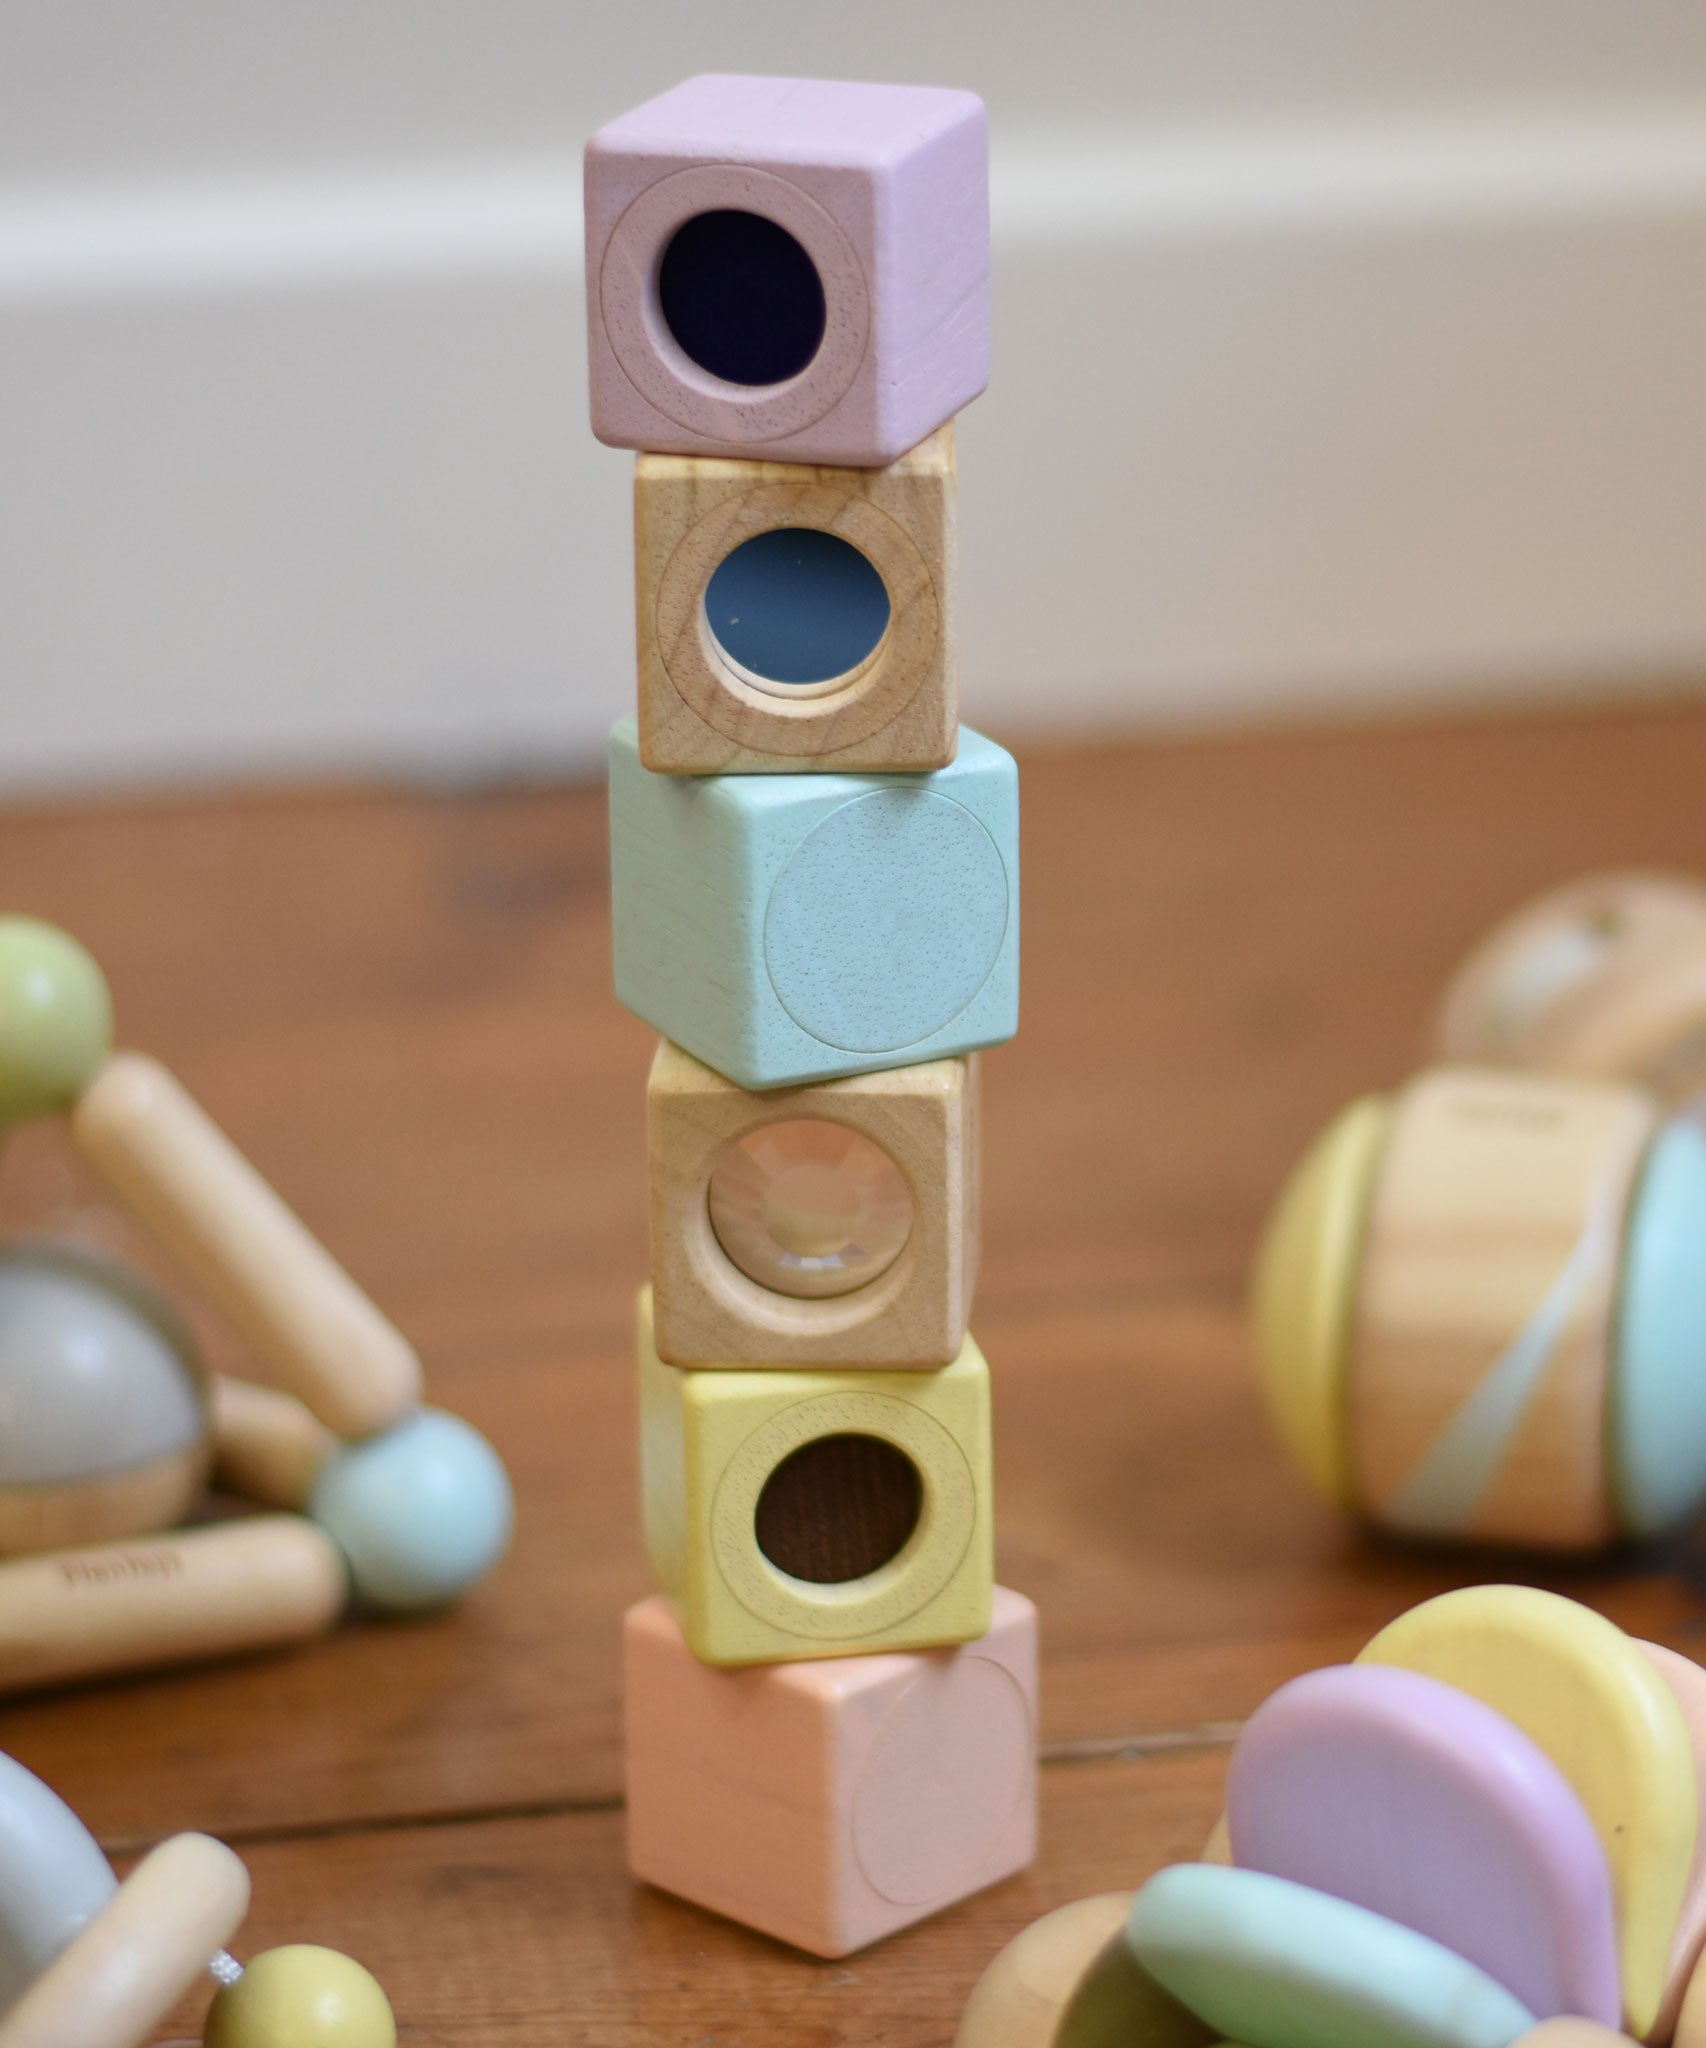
[1126,1865,1535,2048]
[609,720,1019,1089]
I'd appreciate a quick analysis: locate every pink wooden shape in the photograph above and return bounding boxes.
[1228,1662,1620,2025]
[585,74,988,465]
[624,1586,1036,1958]
[1638,1642,1706,2042]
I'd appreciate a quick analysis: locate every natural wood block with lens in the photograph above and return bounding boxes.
[635,1288,992,1666]
[624,1588,1036,1958]
[634,427,956,775]
[648,1039,978,1370]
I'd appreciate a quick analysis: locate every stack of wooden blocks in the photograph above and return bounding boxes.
[583,73,1038,1957]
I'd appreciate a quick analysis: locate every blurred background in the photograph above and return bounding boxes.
[5,1,1706,795]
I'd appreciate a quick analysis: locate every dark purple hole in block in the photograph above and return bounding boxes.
[657,209,827,387]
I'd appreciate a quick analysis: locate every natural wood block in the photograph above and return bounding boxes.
[633,427,956,775]
[623,1587,1035,1958]
[609,721,1019,1090]
[635,1287,992,1665]
[1349,1067,1657,1550]
[1438,874,1706,1101]
[585,75,988,465]
[647,1039,977,1370]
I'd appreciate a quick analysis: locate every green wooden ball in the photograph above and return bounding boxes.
[0,919,113,1126]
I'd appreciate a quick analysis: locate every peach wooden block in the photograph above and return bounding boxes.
[1510,2027,1640,2048]
[70,1053,420,1438]
[1638,1643,1706,2042]
[634,426,956,774]
[1438,874,1706,1101]
[0,1516,347,1696]
[0,1832,248,2048]
[648,1039,978,1370]
[210,1375,336,1511]
[954,1892,1215,2048]
[1350,1068,1657,1549]
[1360,1586,1696,2038]
[636,1287,993,1665]
[624,1588,1036,1958]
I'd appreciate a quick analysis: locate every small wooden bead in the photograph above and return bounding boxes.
[0,1833,248,2048]
[0,920,112,1127]
[202,1945,395,2048]
[308,1408,512,1612]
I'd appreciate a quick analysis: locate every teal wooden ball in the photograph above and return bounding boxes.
[308,1408,512,1612]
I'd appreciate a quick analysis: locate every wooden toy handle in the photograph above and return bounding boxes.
[71,1052,420,1436]
[0,1517,347,1696]
[211,1375,336,1511]
[0,1832,249,2048]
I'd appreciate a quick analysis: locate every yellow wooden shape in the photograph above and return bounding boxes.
[637,1287,993,1665]
[1250,1094,1393,1509]
[1359,1585,1695,2036]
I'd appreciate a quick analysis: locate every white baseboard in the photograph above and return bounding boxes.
[4,111,1706,793]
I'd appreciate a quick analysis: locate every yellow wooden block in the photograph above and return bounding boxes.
[1359,1585,1696,2037]
[1250,1094,1392,1509]
[648,1039,979,1371]
[636,1287,992,1665]
[634,426,957,774]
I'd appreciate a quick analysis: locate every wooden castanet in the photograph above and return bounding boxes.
[0,1832,248,2048]
[0,1517,348,1697]
[634,427,956,774]
[71,1054,420,1438]
[647,1039,978,1371]
[626,1590,1035,1960]
[1438,874,1706,1101]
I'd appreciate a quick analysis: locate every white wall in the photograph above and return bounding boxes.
[4,4,1706,792]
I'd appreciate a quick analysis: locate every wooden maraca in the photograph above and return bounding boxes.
[0,1747,393,2047]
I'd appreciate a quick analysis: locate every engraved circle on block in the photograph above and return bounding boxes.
[853,1654,1033,1905]
[765,793,1009,1055]
[600,165,870,443]
[707,1117,914,1300]
[711,1392,975,1639]
[657,484,939,750]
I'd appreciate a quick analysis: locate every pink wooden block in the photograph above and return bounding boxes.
[1228,1663,1620,2025]
[585,74,989,465]
[623,1586,1036,1958]
[1638,1642,1706,2042]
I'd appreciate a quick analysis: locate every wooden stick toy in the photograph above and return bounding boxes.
[0,919,513,1691]
[0,1750,392,2047]
[957,1587,1706,2048]
[587,73,1035,1956]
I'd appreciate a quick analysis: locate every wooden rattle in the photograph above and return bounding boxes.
[1252,1063,1706,1550]
[0,919,512,1692]
[958,1587,1706,2048]
[1437,874,1706,1102]
[0,1748,393,2047]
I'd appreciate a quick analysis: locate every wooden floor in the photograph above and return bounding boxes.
[6,701,1706,2045]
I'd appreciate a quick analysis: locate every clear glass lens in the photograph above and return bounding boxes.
[707,1119,912,1299]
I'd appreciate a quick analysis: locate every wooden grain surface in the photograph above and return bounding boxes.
[3,701,1706,2041]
